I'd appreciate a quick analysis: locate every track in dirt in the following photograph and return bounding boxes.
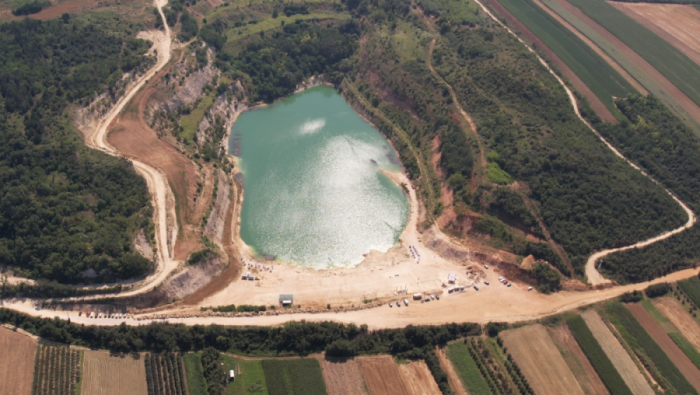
[654,297,700,352]
[627,303,700,392]
[0,327,36,395]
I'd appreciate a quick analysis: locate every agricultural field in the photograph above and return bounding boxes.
[445,342,491,395]
[183,353,207,395]
[580,310,654,395]
[261,358,327,395]
[0,327,36,395]
[356,356,412,395]
[145,353,187,395]
[606,302,698,395]
[566,0,700,111]
[32,345,82,395]
[222,355,269,395]
[626,303,700,392]
[547,324,610,395]
[654,297,700,352]
[500,324,584,395]
[397,360,441,395]
[82,351,148,395]
[679,277,700,308]
[494,0,634,119]
[316,356,367,395]
[566,315,632,395]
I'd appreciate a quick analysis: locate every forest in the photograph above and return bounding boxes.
[0,18,153,283]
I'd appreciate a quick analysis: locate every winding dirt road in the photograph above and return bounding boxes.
[475,0,697,285]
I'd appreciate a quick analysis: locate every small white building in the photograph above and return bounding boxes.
[230,370,235,381]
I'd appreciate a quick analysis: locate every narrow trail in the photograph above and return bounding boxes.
[473,0,696,285]
[83,0,177,297]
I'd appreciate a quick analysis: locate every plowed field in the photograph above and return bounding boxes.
[0,327,36,395]
[398,360,441,395]
[501,324,584,395]
[82,351,148,395]
[357,356,412,395]
[317,356,368,395]
[654,297,700,351]
[581,310,654,395]
[627,303,700,392]
[548,325,609,395]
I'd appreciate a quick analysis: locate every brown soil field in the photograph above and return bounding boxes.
[435,347,468,395]
[501,324,585,395]
[612,3,700,67]
[627,303,700,391]
[317,356,368,395]
[581,310,655,395]
[82,351,148,395]
[357,355,413,395]
[484,0,617,122]
[654,297,700,351]
[548,325,610,395]
[552,0,700,126]
[0,327,36,395]
[398,360,442,395]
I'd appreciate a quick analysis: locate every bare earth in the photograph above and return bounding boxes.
[612,2,700,68]
[398,360,442,395]
[501,324,585,395]
[548,325,610,395]
[316,356,368,395]
[82,351,148,395]
[654,297,700,351]
[0,327,36,395]
[627,303,700,392]
[581,310,655,395]
[435,347,468,395]
[357,355,413,395]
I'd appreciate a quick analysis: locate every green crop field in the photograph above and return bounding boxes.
[566,315,633,395]
[261,359,327,395]
[606,302,698,395]
[446,342,492,394]
[567,0,700,110]
[222,355,269,395]
[642,298,700,371]
[497,0,634,117]
[679,277,700,307]
[183,353,208,395]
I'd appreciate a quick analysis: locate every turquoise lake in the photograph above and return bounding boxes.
[231,86,409,268]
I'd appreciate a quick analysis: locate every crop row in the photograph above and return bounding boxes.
[606,302,697,395]
[145,353,187,395]
[498,342,534,395]
[261,358,327,395]
[466,338,524,395]
[678,277,700,308]
[31,345,81,395]
[566,315,633,395]
[446,341,492,394]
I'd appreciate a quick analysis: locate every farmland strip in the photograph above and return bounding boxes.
[654,297,700,352]
[548,324,611,395]
[580,310,654,395]
[679,277,700,307]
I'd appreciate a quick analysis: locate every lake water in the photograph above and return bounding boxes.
[231,86,408,268]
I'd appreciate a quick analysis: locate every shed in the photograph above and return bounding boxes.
[230,370,235,380]
[279,294,294,305]
[448,273,456,283]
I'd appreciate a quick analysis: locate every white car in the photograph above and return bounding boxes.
[528,286,533,291]
[484,265,489,269]
[389,302,393,307]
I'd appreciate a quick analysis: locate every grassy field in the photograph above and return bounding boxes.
[566,315,633,395]
[446,342,492,394]
[222,355,269,395]
[679,277,700,307]
[606,302,698,395]
[179,95,215,143]
[497,0,634,115]
[183,353,208,395]
[567,0,700,110]
[262,359,327,395]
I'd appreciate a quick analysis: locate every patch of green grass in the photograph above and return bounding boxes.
[183,353,208,395]
[679,277,700,307]
[669,332,700,370]
[486,162,512,185]
[498,0,633,117]
[180,94,215,143]
[261,359,327,395]
[222,355,269,394]
[642,298,671,324]
[446,342,492,395]
[566,315,633,395]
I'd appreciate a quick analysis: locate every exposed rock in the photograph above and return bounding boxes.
[157,253,228,301]
[196,80,248,153]
[204,169,231,243]
[133,229,155,261]
[520,255,536,270]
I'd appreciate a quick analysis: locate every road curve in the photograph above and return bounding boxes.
[474,0,696,285]
[83,0,178,297]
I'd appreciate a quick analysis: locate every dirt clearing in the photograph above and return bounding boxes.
[0,327,36,395]
[317,356,368,395]
[612,3,700,68]
[548,325,609,395]
[627,303,700,391]
[357,355,412,395]
[581,310,655,395]
[82,351,148,395]
[501,324,584,395]
[654,297,700,351]
[398,360,442,395]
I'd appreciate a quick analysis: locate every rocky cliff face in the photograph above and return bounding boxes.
[196,80,248,154]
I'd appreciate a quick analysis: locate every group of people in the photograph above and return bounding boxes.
[241,256,274,272]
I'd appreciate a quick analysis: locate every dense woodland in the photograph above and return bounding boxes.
[0,18,153,282]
